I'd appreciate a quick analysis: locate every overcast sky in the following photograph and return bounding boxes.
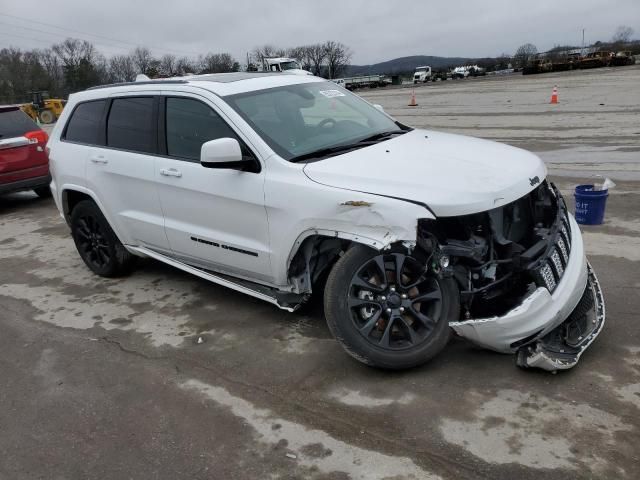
[1,0,638,64]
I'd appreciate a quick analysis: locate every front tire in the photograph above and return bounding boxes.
[70,200,136,277]
[324,245,459,369]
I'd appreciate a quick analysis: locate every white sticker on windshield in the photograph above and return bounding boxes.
[319,89,345,98]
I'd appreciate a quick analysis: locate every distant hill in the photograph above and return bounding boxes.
[346,55,473,76]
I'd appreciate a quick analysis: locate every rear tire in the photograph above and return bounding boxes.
[324,245,459,369]
[33,186,51,198]
[70,200,136,277]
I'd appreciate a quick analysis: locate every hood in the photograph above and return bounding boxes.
[302,129,547,217]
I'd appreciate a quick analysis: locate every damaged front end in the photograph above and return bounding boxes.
[417,180,605,371]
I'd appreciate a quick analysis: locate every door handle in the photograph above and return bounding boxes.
[160,168,182,178]
[90,155,108,164]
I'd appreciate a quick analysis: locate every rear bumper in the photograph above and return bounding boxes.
[0,174,51,195]
[449,214,603,369]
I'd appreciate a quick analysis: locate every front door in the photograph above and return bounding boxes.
[154,95,272,282]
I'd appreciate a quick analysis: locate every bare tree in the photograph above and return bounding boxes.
[513,43,538,68]
[159,54,179,77]
[130,47,156,75]
[52,38,97,69]
[324,41,352,79]
[612,25,634,45]
[38,48,63,93]
[52,38,101,91]
[251,44,277,67]
[109,55,136,82]
[199,53,236,73]
[176,56,196,75]
[306,43,327,76]
[288,46,315,71]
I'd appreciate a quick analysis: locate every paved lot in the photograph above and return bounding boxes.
[2,67,640,479]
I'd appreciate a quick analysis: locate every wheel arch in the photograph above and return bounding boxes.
[59,186,128,247]
[283,196,434,295]
[286,228,418,296]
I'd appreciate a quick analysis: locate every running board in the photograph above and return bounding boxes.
[128,246,302,312]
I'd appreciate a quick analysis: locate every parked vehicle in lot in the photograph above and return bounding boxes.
[48,72,605,371]
[20,90,66,124]
[334,75,389,90]
[610,51,635,66]
[257,57,311,76]
[451,66,470,79]
[523,58,553,75]
[580,51,612,69]
[0,106,51,197]
[413,66,432,83]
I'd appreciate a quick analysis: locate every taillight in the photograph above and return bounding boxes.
[24,130,48,145]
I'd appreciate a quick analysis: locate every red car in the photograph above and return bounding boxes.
[0,106,51,197]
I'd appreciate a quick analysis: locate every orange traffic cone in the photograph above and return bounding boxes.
[408,90,418,107]
[550,85,558,104]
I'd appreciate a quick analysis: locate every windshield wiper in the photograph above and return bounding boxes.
[290,130,408,163]
[356,130,408,143]
[290,142,373,163]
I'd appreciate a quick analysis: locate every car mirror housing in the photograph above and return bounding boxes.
[200,138,243,168]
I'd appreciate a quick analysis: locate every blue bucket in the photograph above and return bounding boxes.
[574,184,608,225]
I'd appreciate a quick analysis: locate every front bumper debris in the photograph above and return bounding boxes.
[516,263,605,371]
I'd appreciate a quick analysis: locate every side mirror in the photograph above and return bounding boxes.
[373,104,385,113]
[201,138,245,170]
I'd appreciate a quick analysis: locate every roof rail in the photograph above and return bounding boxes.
[86,79,189,91]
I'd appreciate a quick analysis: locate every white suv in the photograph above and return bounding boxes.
[48,73,605,371]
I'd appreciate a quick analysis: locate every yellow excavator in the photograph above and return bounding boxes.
[20,91,66,124]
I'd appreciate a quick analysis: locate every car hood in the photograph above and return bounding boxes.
[302,129,547,217]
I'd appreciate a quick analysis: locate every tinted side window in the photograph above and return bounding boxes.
[107,97,155,153]
[166,97,238,161]
[64,100,105,144]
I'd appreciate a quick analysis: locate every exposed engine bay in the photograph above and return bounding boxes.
[417,180,570,320]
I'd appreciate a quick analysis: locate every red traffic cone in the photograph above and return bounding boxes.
[550,85,558,104]
[408,90,418,107]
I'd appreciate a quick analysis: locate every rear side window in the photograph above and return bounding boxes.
[0,108,39,138]
[64,100,105,144]
[166,97,238,161]
[107,97,155,154]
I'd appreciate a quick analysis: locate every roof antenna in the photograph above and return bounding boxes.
[135,74,150,82]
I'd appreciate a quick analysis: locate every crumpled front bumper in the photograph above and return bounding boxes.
[516,263,605,371]
[449,214,605,371]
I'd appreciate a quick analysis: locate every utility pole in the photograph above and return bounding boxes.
[582,28,585,56]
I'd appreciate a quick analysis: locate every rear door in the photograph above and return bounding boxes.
[0,107,48,185]
[154,94,271,282]
[84,94,170,251]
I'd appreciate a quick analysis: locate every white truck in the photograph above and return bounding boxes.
[413,66,432,83]
[259,57,312,76]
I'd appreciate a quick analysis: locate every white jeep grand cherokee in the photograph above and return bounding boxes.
[48,72,604,371]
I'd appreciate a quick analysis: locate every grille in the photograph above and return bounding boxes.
[536,212,572,293]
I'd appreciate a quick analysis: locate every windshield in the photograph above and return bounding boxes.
[280,61,301,71]
[416,67,427,72]
[225,81,403,161]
